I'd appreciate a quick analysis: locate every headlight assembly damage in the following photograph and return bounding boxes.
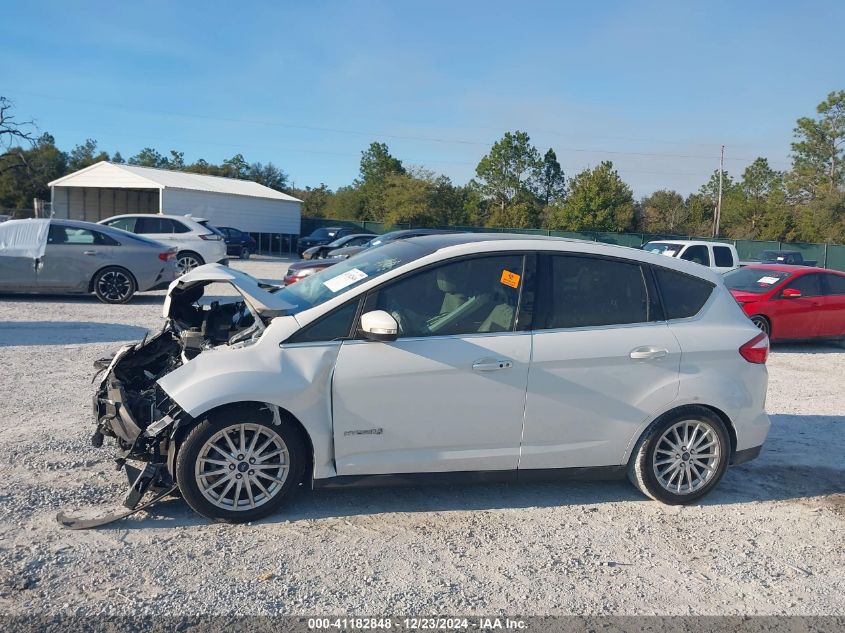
[59,264,292,529]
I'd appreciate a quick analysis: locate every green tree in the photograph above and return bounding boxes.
[475,131,541,213]
[296,183,333,218]
[222,154,249,179]
[548,161,634,232]
[68,138,109,171]
[112,151,125,164]
[0,133,67,209]
[538,148,566,205]
[248,162,289,191]
[638,190,687,234]
[129,147,167,168]
[355,142,405,221]
[166,150,185,170]
[790,90,845,200]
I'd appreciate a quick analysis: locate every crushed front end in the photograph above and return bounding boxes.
[87,264,292,513]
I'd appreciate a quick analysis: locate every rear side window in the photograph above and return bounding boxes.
[680,245,710,266]
[542,255,653,329]
[653,267,714,319]
[824,273,845,295]
[104,217,136,232]
[713,246,734,267]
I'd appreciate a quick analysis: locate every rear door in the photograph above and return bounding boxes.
[520,253,681,470]
[773,273,824,339]
[819,273,845,338]
[135,216,185,249]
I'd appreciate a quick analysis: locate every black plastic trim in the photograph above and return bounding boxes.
[731,444,763,465]
[312,465,626,489]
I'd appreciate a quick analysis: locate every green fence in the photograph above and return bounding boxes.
[299,218,845,272]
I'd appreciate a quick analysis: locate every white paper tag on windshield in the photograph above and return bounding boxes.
[757,276,781,285]
[323,268,367,292]
[663,250,677,257]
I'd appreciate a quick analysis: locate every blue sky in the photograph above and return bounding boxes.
[2,1,843,196]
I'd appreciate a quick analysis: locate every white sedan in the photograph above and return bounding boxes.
[91,234,771,522]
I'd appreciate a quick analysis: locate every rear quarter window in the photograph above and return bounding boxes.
[653,267,715,319]
[713,246,734,267]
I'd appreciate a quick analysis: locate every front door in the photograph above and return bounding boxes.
[773,273,824,339]
[332,253,531,476]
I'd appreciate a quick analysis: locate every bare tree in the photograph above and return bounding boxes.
[0,96,37,175]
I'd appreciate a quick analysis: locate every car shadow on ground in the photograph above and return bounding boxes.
[112,415,844,531]
[0,293,165,305]
[771,342,844,354]
[0,321,148,346]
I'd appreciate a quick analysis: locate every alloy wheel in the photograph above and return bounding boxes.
[195,423,290,511]
[651,419,722,495]
[178,254,201,273]
[751,316,770,337]
[96,270,132,302]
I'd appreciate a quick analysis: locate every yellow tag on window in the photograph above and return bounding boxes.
[500,270,521,288]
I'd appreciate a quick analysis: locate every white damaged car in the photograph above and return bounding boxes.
[89,234,771,523]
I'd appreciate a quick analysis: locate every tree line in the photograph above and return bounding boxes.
[1,91,843,242]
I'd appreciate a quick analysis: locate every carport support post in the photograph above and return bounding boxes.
[158,188,163,214]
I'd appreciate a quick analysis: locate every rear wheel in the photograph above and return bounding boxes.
[750,315,770,337]
[177,251,204,274]
[92,266,136,304]
[628,406,730,504]
[240,247,250,260]
[176,409,306,522]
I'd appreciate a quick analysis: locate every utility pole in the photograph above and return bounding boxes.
[713,145,724,238]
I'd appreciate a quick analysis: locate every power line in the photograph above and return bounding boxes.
[4,88,792,168]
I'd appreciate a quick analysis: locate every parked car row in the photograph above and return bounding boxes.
[0,214,257,303]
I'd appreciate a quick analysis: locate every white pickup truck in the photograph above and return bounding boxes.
[642,239,739,274]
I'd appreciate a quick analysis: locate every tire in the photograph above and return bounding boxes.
[175,408,307,523]
[177,251,205,274]
[92,266,137,304]
[240,247,250,260]
[750,315,771,338]
[627,406,730,505]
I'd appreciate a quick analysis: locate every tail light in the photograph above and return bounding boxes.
[739,332,769,364]
[158,251,176,261]
[198,233,222,241]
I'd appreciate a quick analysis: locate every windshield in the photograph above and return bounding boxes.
[643,242,682,256]
[272,240,432,314]
[724,268,792,294]
[327,235,354,247]
[311,228,340,239]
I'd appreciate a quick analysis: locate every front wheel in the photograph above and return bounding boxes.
[628,406,730,504]
[92,266,136,304]
[750,315,771,337]
[240,247,250,260]
[175,409,306,522]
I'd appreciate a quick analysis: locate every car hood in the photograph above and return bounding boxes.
[162,263,294,318]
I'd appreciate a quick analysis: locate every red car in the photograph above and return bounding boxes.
[724,264,845,342]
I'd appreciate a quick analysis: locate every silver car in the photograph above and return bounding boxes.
[0,218,178,303]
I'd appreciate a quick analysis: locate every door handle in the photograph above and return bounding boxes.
[83,250,98,256]
[472,358,513,371]
[629,346,669,360]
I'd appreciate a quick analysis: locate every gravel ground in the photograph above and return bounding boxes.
[0,256,843,617]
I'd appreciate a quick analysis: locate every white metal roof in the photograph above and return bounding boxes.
[49,161,302,202]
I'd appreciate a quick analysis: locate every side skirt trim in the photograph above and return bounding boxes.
[312,465,626,490]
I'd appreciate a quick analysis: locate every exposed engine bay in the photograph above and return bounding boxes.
[83,265,293,521]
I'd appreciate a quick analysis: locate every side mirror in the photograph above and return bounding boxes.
[782,288,802,298]
[359,310,398,342]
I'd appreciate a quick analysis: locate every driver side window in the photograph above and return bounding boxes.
[372,255,524,338]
